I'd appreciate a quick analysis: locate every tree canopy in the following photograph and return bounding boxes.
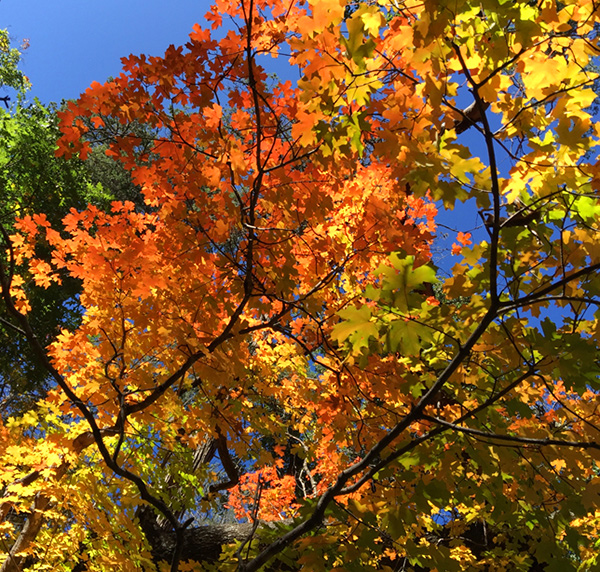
[0,87,146,414]
[2,1,600,571]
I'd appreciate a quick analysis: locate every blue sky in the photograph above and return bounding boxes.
[0,0,210,103]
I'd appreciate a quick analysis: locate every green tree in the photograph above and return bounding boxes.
[0,36,146,413]
[0,29,29,95]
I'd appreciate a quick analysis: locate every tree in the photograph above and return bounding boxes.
[2,1,600,571]
[0,29,29,96]
[0,32,153,416]
[0,29,94,415]
[0,95,150,415]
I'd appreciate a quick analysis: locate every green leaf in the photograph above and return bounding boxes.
[331,305,379,353]
[386,318,431,356]
[375,254,437,312]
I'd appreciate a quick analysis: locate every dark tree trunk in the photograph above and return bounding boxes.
[138,506,256,565]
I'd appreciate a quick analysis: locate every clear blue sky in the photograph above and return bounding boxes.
[0,0,210,103]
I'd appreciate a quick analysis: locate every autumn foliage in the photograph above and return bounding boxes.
[2,0,600,571]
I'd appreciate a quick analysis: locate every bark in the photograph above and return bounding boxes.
[140,507,254,564]
[453,100,490,134]
[137,506,295,570]
[1,494,52,572]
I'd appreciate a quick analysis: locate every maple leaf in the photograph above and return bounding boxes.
[331,305,379,353]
